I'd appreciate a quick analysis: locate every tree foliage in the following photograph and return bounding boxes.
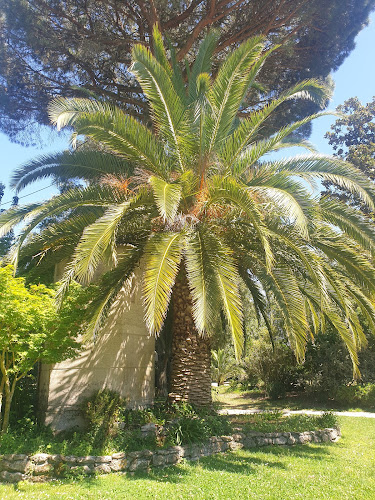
[0,0,374,144]
[323,97,375,208]
[0,265,90,433]
[2,30,375,402]
[0,184,14,257]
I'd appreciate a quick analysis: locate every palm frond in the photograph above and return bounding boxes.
[258,264,310,361]
[18,207,105,263]
[188,31,218,103]
[64,192,146,286]
[271,138,318,153]
[11,151,133,193]
[168,39,187,104]
[49,97,115,130]
[206,36,265,151]
[315,235,375,291]
[83,246,143,340]
[214,242,243,359]
[49,98,170,178]
[248,186,310,238]
[319,197,375,252]
[239,268,274,347]
[4,185,130,267]
[231,111,332,176]
[208,176,273,269]
[275,155,375,210]
[346,284,375,336]
[0,203,43,238]
[267,225,326,293]
[152,25,173,77]
[143,232,185,334]
[184,226,221,335]
[303,285,361,378]
[222,80,331,167]
[131,44,190,170]
[149,176,182,221]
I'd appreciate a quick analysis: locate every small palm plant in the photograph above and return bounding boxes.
[2,27,375,405]
[211,349,241,386]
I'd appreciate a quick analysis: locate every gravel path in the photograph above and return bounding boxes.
[219,408,375,418]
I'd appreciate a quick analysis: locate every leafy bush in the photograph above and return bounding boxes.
[169,416,209,445]
[0,267,88,433]
[167,413,232,446]
[82,389,126,435]
[122,406,164,428]
[0,399,233,455]
[316,412,339,429]
[302,326,375,396]
[121,400,232,446]
[334,383,375,408]
[241,338,300,398]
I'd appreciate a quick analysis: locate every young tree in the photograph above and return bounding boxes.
[2,29,375,406]
[0,265,88,433]
[0,0,374,144]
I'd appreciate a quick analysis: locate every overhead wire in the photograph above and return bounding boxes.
[0,183,56,208]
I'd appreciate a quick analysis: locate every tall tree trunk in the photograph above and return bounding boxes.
[168,269,212,406]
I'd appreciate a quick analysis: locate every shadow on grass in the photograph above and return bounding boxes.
[214,390,372,413]
[258,442,333,460]
[30,441,334,492]
[123,442,332,484]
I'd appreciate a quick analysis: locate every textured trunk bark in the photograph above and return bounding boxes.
[168,269,212,407]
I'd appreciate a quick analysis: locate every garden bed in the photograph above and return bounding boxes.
[0,427,340,483]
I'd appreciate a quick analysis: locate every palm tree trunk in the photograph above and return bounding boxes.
[168,269,212,406]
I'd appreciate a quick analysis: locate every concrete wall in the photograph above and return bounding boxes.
[39,264,155,431]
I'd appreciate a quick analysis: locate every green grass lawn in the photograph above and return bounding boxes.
[1,417,374,499]
[213,386,373,412]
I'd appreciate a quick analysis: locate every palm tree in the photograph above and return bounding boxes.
[211,349,241,386]
[2,27,375,406]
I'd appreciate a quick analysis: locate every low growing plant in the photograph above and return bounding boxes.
[82,389,126,433]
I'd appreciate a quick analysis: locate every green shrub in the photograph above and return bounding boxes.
[355,384,375,406]
[1,399,234,455]
[122,406,164,428]
[316,412,339,429]
[241,338,300,398]
[334,383,375,408]
[204,415,232,436]
[169,416,209,445]
[167,413,232,446]
[302,326,375,398]
[82,389,126,435]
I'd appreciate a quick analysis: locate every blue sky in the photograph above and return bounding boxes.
[0,12,375,209]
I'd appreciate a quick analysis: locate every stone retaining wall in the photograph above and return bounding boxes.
[0,427,340,483]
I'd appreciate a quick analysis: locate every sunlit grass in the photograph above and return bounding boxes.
[1,417,374,499]
[213,386,373,412]
[230,410,338,433]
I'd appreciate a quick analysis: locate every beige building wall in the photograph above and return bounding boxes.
[39,264,155,431]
